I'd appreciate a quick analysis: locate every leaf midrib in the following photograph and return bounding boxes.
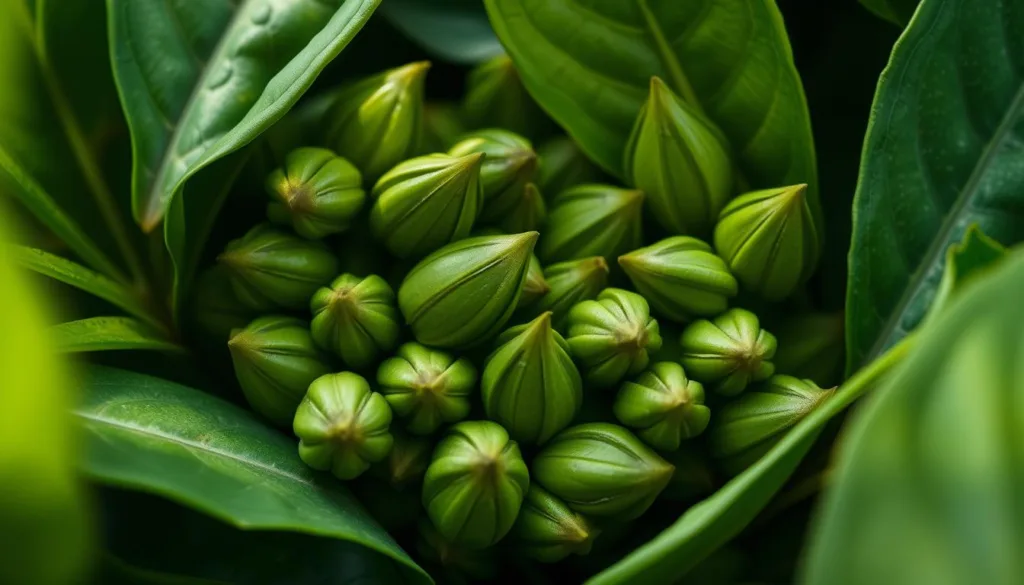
[75,409,313,485]
[867,81,1024,362]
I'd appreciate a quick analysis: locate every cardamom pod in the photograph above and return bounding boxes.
[624,77,733,236]
[482,312,583,445]
[566,288,662,389]
[463,53,548,138]
[714,184,821,301]
[377,342,478,435]
[227,316,331,426]
[370,152,485,259]
[322,61,429,181]
[293,372,394,480]
[613,362,710,451]
[309,273,399,370]
[422,421,530,549]
[532,423,673,519]
[536,136,602,198]
[618,236,738,322]
[448,129,539,224]
[398,232,539,348]
[419,102,468,154]
[497,182,546,234]
[710,375,835,474]
[217,224,338,311]
[513,485,599,563]
[265,147,365,239]
[538,184,644,264]
[680,308,777,397]
[519,252,550,308]
[527,256,609,331]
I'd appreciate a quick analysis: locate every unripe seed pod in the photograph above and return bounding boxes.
[370,152,485,259]
[293,372,394,480]
[322,61,429,181]
[377,342,477,435]
[419,102,468,154]
[624,77,733,236]
[448,129,539,223]
[398,232,539,348]
[618,236,738,323]
[217,224,338,311]
[422,421,530,549]
[527,256,609,331]
[679,308,777,397]
[710,375,834,474]
[482,312,583,445]
[518,253,550,308]
[463,53,547,138]
[228,316,331,426]
[416,519,497,583]
[613,362,710,451]
[538,184,644,264]
[265,147,365,239]
[714,184,821,301]
[532,423,674,519]
[536,136,602,198]
[498,182,546,234]
[309,274,399,370]
[513,485,600,563]
[566,288,663,389]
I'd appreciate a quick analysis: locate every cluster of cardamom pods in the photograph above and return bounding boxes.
[199,54,843,579]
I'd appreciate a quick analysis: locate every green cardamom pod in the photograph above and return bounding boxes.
[497,182,546,234]
[661,446,717,502]
[293,372,394,480]
[194,266,254,343]
[322,61,429,181]
[370,429,434,489]
[448,129,539,224]
[714,184,821,301]
[419,102,468,154]
[463,53,548,138]
[482,312,583,445]
[265,147,365,239]
[416,519,497,583]
[613,362,710,451]
[512,485,599,563]
[227,316,331,426]
[422,421,530,549]
[519,252,550,308]
[624,77,733,236]
[217,224,338,311]
[527,256,609,331]
[370,152,485,259]
[618,236,738,322]
[398,232,539,348]
[566,288,662,389]
[532,423,673,519]
[309,274,400,370]
[377,342,478,435]
[538,184,644,264]
[772,311,844,387]
[710,375,835,473]
[537,136,602,198]
[679,308,777,397]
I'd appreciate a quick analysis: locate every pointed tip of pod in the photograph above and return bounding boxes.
[511,230,540,249]
[647,76,672,107]
[452,150,486,171]
[389,60,432,85]
[619,189,645,211]
[779,183,808,206]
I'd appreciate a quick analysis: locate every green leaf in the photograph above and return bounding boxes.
[12,246,162,328]
[926,224,1006,320]
[588,326,916,585]
[804,249,1024,585]
[76,366,430,584]
[381,0,503,64]
[860,0,919,26]
[0,0,137,282]
[482,0,819,221]
[51,317,181,353]
[0,215,94,583]
[108,0,380,232]
[845,0,1024,372]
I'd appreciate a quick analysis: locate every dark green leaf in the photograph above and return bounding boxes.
[860,0,919,26]
[52,317,181,354]
[76,366,429,584]
[805,249,1024,585]
[845,0,1024,371]
[927,224,1006,319]
[381,0,503,64]
[483,0,819,222]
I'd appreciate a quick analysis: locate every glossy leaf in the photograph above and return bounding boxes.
[483,0,819,221]
[804,248,1024,585]
[846,0,1024,371]
[75,366,430,584]
[51,317,180,354]
[0,215,94,584]
[860,0,919,26]
[381,0,503,64]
